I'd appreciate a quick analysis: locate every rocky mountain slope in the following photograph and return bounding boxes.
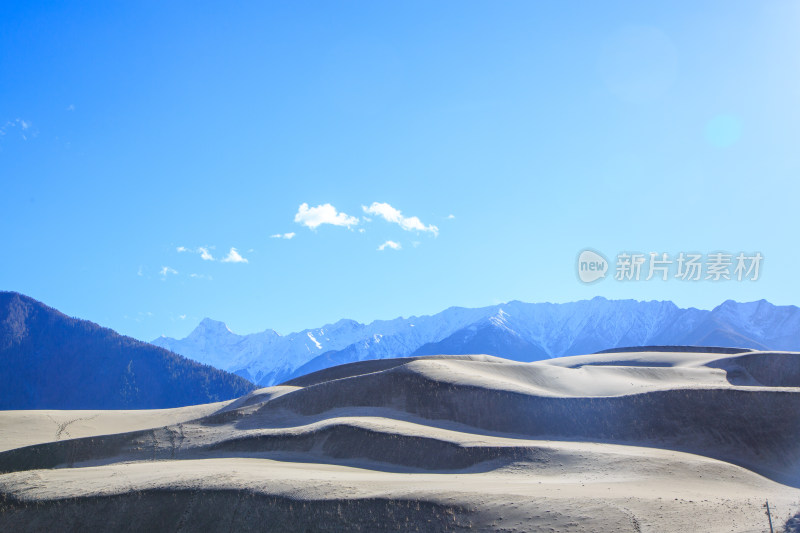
[0,292,255,409]
[153,298,800,386]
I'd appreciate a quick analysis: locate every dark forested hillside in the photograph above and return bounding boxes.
[0,292,255,409]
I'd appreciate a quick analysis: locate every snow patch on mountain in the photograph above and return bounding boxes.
[151,298,800,387]
[307,332,322,350]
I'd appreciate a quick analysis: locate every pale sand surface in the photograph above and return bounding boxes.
[2,455,796,532]
[1,350,798,531]
[0,401,232,452]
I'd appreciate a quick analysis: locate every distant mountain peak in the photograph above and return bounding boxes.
[151,298,800,388]
[193,318,235,336]
[331,318,361,329]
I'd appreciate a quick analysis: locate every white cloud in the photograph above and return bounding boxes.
[177,246,214,260]
[189,273,213,280]
[179,314,187,320]
[66,104,75,112]
[362,202,438,236]
[378,240,402,251]
[221,247,248,263]
[137,266,144,276]
[198,247,214,261]
[270,232,296,239]
[159,266,178,279]
[447,214,455,219]
[294,203,359,229]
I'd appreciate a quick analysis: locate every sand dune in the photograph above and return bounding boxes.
[0,401,233,453]
[1,350,798,531]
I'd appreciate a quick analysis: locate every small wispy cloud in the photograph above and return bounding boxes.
[221,247,248,263]
[189,273,213,280]
[270,232,296,240]
[179,314,187,320]
[447,214,455,219]
[137,266,144,277]
[159,266,178,279]
[177,246,215,260]
[132,311,155,322]
[66,104,75,112]
[378,240,401,251]
[295,203,359,229]
[362,202,438,236]
[0,118,35,140]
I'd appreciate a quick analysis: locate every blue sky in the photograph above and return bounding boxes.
[2,1,799,341]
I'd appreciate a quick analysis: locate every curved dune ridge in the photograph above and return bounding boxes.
[1,349,799,532]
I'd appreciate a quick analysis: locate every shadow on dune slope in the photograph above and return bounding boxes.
[261,357,800,485]
[0,490,480,532]
[0,351,798,488]
[708,351,800,387]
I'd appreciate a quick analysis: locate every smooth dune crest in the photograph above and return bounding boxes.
[1,350,798,532]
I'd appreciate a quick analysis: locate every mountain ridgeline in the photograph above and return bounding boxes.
[0,292,255,410]
[153,297,800,387]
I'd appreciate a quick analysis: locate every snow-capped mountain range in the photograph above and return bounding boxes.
[151,297,800,386]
